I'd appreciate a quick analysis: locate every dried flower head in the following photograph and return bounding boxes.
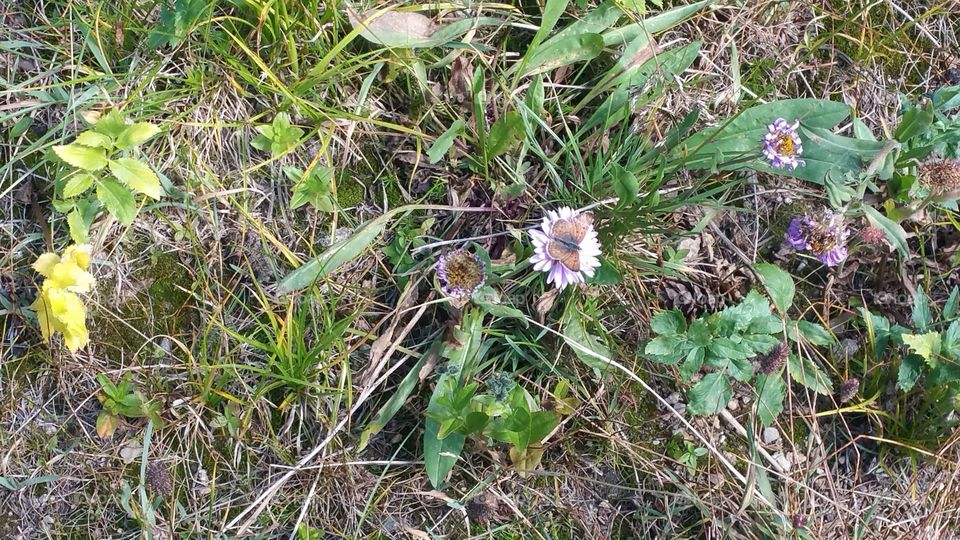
[762,118,805,170]
[837,378,860,403]
[759,341,789,374]
[529,207,602,290]
[784,210,850,267]
[146,461,174,497]
[919,159,960,196]
[436,249,486,298]
[859,226,887,245]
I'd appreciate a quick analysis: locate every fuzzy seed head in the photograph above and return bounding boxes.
[920,159,960,196]
[436,249,486,298]
[838,378,860,403]
[759,341,789,374]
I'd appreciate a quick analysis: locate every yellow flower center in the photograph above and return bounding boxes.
[776,136,795,156]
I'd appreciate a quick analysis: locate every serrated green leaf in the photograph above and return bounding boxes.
[54,143,107,171]
[651,310,686,335]
[645,334,686,363]
[787,354,833,395]
[108,158,162,199]
[116,122,160,150]
[754,263,795,315]
[902,332,941,364]
[897,355,923,391]
[944,287,959,320]
[75,131,112,148]
[62,172,96,198]
[911,287,932,332]
[679,347,704,380]
[93,111,129,138]
[797,320,835,346]
[67,209,89,244]
[755,373,785,427]
[687,372,731,416]
[96,179,137,224]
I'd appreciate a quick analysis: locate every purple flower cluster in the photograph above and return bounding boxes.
[436,249,486,298]
[785,210,850,267]
[762,118,805,170]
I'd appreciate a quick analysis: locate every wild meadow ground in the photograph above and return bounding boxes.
[2,0,960,538]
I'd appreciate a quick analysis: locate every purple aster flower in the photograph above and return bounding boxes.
[529,207,602,290]
[762,118,805,170]
[436,249,486,298]
[784,210,850,267]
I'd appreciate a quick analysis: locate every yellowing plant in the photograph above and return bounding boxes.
[31,244,95,351]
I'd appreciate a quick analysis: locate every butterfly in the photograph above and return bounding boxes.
[546,212,593,272]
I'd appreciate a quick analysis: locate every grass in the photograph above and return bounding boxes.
[2,0,960,538]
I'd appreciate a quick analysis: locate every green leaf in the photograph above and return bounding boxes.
[487,112,524,158]
[754,263,795,315]
[862,205,909,258]
[116,122,160,150]
[96,179,137,224]
[897,355,923,391]
[944,287,959,320]
[473,290,529,328]
[62,172,96,198]
[287,166,335,211]
[427,119,465,164]
[679,347,704,380]
[787,354,833,395]
[902,332,942,364]
[358,354,428,451]
[651,310,686,335]
[911,287,932,332]
[347,8,491,49]
[424,384,466,488]
[523,33,604,77]
[279,212,393,292]
[797,320,835,346]
[93,111,129,138]
[755,373,785,427]
[108,158,162,199]
[708,337,751,360]
[611,164,640,207]
[563,307,613,373]
[601,0,709,47]
[440,309,484,378]
[54,143,107,171]
[75,131,113,148]
[894,102,934,142]
[686,372,731,416]
[67,209,89,244]
[645,335,686,364]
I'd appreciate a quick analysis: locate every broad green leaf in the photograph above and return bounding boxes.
[645,335,686,363]
[67,209,89,244]
[797,320,835,346]
[54,143,107,171]
[427,119,465,164]
[911,287,932,332]
[708,337,751,360]
[62,172,96,198]
[473,295,529,327]
[75,131,112,148]
[563,307,613,373]
[679,347,704,380]
[524,0,571,58]
[894,102,934,142]
[755,373,785,427]
[754,263,794,315]
[93,111,129,138]
[358,354,428,451]
[897,354,923,391]
[347,8,493,49]
[279,212,391,292]
[944,287,959,320]
[902,332,941,364]
[787,354,833,395]
[686,372,731,416]
[687,320,711,347]
[522,33,604,77]
[116,122,160,150]
[726,354,755,382]
[486,112,524,158]
[651,310,686,335]
[439,308,484,380]
[424,382,466,488]
[611,164,639,207]
[97,179,137,224]
[542,0,620,49]
[862,205,908,258]
[108,158,162,199]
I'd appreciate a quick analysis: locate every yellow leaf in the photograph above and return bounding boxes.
[32,253,60,277]
[48,260,95,293]
[63,244,93,269]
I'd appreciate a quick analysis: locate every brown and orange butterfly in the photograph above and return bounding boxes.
[547,212,593,272]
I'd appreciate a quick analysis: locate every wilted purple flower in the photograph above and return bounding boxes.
[436,249,485,298]
[529,207,602,290]
[762,118,805,170]
[784,210,850,267]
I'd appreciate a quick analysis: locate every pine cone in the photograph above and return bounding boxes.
[657,278,726,318]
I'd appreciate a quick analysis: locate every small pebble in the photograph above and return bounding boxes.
[762,427,780,444]
[726,398,739,412]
